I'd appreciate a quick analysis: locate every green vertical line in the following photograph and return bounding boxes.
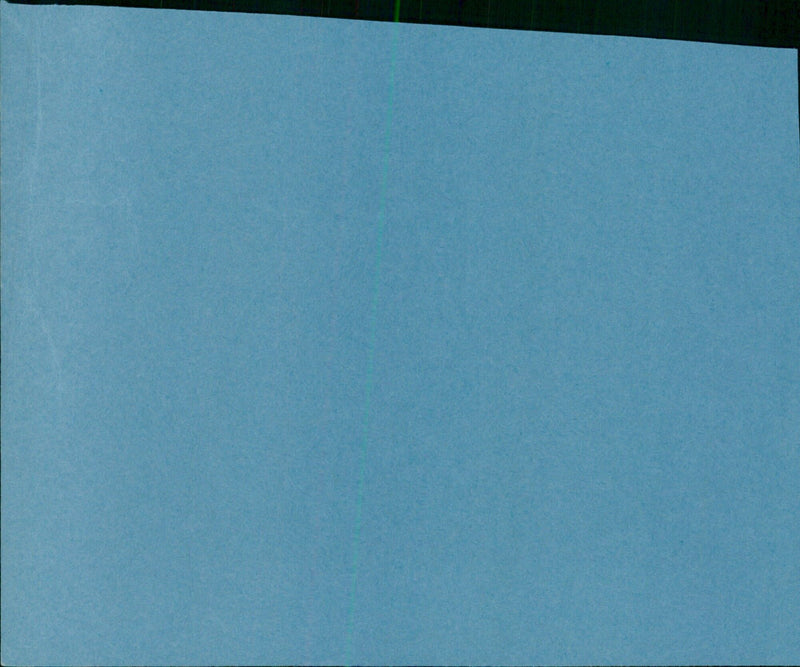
[344,2,400,665]
[672,0,678,39]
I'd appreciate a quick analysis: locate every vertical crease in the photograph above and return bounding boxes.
[345,3,401,665]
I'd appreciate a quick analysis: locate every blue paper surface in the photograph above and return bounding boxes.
[1,3,799,664]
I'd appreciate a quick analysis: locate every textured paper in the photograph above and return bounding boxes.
[1,3,799,664]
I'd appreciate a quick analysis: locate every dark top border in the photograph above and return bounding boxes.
[7,0,800,48]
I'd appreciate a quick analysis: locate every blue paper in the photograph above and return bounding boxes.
[1,3,799,664]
